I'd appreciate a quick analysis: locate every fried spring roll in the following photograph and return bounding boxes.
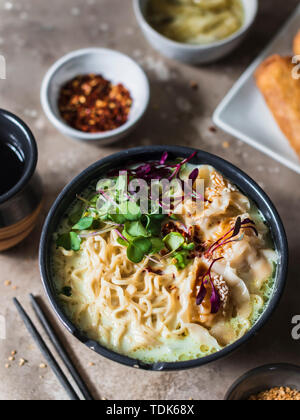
[255,54,300,158]
[293,30,300,56]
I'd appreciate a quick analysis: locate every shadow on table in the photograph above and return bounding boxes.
[106,77,206,151]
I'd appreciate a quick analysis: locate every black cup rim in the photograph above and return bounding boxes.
[225,363,300,400]
[39,146,288,371]
[0,109,38,205]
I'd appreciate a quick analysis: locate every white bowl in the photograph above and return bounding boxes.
[133,0,258,64]
[41,48,150,145]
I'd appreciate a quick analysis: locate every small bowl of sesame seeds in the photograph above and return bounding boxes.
[41,48,150,145]
[225,364,300,400]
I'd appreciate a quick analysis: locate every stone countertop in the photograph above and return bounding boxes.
[0,0,300,401]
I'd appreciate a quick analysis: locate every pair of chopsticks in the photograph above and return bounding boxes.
[13,295,94,401]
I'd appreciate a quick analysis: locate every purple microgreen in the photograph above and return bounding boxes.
[169,151,197,181]
[98,189,119,208]
[160,151,168,165]
[114,229,129,242]
[136,163,152,176]
[147,255,161,264]
[206,217,258,257]
[79,226,118,238]
[189,168,199,184]
[242,218,255,225]
[240,218,258,236]
[210,281,221,314]
[196,281,207,306]
[196,257,224,313]
[233,216,242,237]
[180,151,197,166]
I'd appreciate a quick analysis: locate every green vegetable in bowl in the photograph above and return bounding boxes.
[57,232,81,252]
[127,238,153,264]
[163,232,185,252]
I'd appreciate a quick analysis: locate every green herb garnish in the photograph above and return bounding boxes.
[57,232,81,251]
[150,237,165,254]
[68,204,84,225]
[56,151,199,267]
[163,232,185,252]
[127,237,152,263]
[144,215,162,236]
[72,217,94,231]
[125,221,149,238]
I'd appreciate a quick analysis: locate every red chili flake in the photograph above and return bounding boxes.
[161,221,191,241]
[58,74,133,133]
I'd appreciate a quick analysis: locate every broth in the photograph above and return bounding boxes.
[0,142,24,196]
[146,0,244,45]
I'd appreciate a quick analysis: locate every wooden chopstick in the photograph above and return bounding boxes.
[13,298,80,401]
[29,294,94,401]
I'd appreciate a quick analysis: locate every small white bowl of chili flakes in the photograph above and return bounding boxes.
[41,48,150,145]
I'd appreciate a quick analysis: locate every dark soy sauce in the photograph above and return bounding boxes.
[0,142,25,195]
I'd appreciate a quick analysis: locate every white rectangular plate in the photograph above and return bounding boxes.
[213,5,300,174]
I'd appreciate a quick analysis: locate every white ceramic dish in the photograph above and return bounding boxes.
[213,5,300,175]
[41,48,150,145]
[133,0,258,64]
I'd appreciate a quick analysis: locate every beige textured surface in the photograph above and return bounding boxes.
[0,0,300,401]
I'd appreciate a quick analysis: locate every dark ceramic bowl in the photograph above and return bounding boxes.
[0,109,38,208]
[39,146,288,371]
[0,109,43,250]
[225,364,300,400]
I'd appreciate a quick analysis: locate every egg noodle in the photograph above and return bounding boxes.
[53,163,277,363]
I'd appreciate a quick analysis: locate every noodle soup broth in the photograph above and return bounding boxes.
[51,155,278,364]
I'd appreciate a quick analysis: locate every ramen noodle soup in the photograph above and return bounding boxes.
[52,152,277,363]
[145,0,244,45]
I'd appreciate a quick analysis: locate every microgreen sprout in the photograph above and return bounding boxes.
[206,217,258,257]
[196,257,224,314]
[57,151,200,267]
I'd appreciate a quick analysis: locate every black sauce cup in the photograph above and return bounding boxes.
[0,109,43,251]
[39,146,288,371]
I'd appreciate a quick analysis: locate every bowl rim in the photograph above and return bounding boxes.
[225,363,300,400]
[40,48,150,142]
[39,145,288,372]
[0,109,38,205]
[133,0,258,51]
